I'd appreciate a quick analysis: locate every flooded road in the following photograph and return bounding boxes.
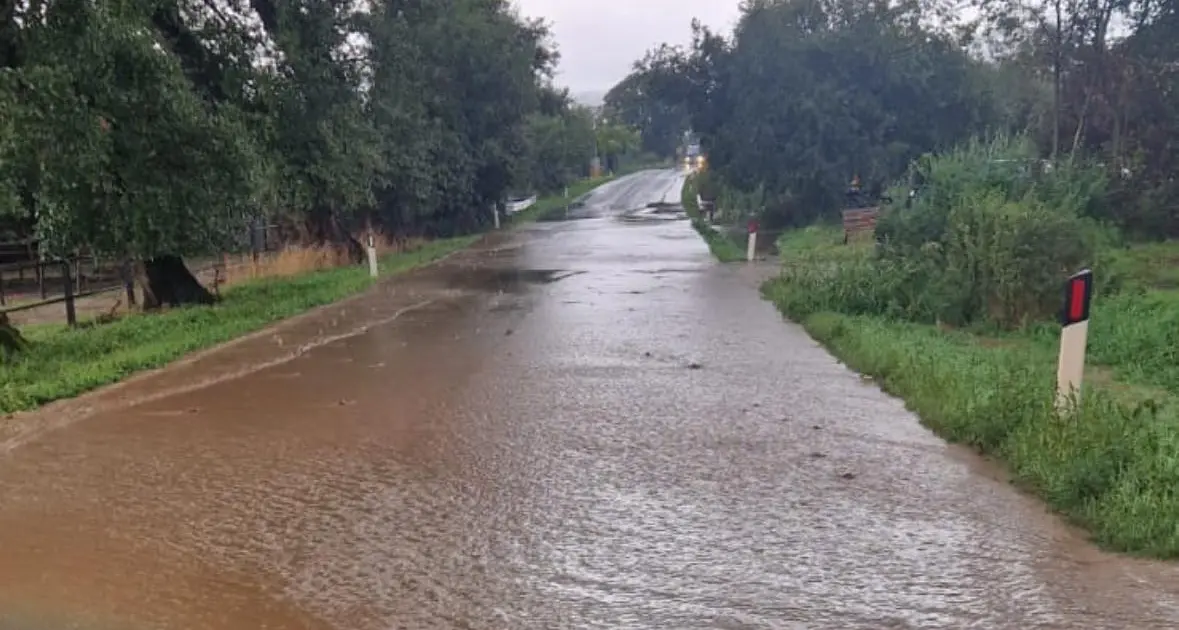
[2,169,1178,629]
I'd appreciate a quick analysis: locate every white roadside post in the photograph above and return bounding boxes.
[746,218,758,262]
[1056,268,1094,414]
[366,232,379,278]
[493,203,501,230]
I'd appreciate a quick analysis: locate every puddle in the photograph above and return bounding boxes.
[438,267,580,293]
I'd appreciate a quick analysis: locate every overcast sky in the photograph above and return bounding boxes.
[512,0,742,95]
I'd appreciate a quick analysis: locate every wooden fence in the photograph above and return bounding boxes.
[841,207,879,243]
[0,223,280,327]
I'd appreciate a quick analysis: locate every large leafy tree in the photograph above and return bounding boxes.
[1,0,260,304]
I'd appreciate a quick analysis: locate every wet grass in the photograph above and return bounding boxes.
[682,174,746,262]
[765,228,1179,558]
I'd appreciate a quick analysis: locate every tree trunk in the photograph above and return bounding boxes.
[137,255,217,310]
[0,312,27,357]
[1052,0,1062,159]
[307,207,365,264]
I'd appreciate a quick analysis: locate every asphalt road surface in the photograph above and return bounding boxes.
[1,169,1178,629]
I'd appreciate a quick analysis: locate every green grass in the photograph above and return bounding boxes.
[1101,240,1179,290]
[765,229,1179,558]
[682,173,746,262]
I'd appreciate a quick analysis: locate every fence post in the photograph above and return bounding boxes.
[366,233,378,278]
[122,260,136,308]
[37,261,45,299]
[250,218,261,263]
[747,219,759,262]
[62,261,76,327]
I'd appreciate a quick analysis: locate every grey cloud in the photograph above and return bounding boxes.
[514,0,741,92]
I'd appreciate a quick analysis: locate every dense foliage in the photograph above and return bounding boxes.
[610,0,1179,236]
[775,138,1110,327]
[0,0,630,262]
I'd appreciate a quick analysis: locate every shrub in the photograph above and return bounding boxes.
[866,135,1109,327]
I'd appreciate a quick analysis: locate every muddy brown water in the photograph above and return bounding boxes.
[2,169,1178,629]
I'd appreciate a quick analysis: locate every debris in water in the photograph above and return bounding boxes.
[809,452,826,459]
[812,425,821,430]
[687,362,703,370]
[840,472,856,480]
[505,329,514,336]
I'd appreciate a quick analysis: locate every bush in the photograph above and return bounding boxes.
[840,135,1110,328]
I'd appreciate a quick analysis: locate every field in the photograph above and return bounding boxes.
[764,224,1179,558]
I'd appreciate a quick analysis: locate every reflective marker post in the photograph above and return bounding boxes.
[1056,268,1093,413]
[366,233,379,278]
[746,219,758,262]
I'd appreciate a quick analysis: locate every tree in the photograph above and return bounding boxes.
[609,0,998,226]
[2,0,260,306]
[516,92,597,193]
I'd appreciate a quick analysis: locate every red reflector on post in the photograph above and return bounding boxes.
[1061,269,1093,326]
[1068,278,1085,321]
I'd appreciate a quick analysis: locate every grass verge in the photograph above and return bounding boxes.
[682,174,745,262]
[765,226,1179,558]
